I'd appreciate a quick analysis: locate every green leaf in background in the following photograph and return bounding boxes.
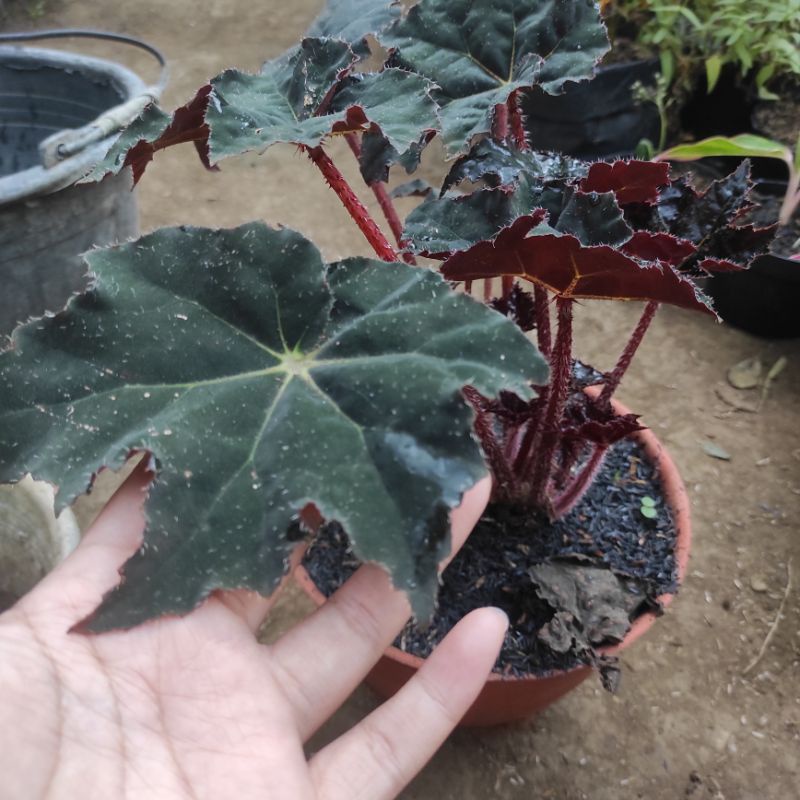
[382,0,609,154]
[704,54,723,92]
[658,134,792,164]
[0,223,546,631]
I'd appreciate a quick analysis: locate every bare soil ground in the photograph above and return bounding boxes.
[4,2,799,797]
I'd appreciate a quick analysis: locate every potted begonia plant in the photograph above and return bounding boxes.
[0,0,773,725]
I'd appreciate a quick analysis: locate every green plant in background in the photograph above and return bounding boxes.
[632,69,672,153]
[700,0,800,99]
[607,0,800,99]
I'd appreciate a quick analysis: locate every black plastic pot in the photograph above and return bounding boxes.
[707,253,800,339]
[680,64,755,142]
[707,179,799,338]
[521,59,661,159]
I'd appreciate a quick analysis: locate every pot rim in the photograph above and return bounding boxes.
[295,391,691,684]
[0,45,147,206]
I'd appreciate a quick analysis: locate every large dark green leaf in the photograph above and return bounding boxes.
[307,0,399,44]
[441,139,587,195]
[206,37,360,159]
[88,39,438,183]
[0,223,546,630]
[437,141,633,245]
[383,0,609,154]
[404,181,630,256]
[404,187,540,256]
[357,128,434,185]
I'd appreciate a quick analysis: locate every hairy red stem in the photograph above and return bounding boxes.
[305,145,398,262]
[492,103,509,141]
[463,387,516,496]
[552,444,608,518]
[344,134,416,264]
[533,285,552,358]
[509,291,557,482]
[512,388,548,475]
[508,90,528,150]
[527,297,574,508]
[598,300,659,407]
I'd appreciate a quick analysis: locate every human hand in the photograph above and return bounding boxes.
[0,462,505,799]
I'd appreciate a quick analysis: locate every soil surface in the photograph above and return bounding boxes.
[305,439,678,678]
[4,2,799,798]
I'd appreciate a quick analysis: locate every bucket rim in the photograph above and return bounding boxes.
[0,45,147,206]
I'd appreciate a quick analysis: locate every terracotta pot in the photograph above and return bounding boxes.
[295,397,691,727]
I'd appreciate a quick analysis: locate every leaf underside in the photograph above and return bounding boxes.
[0,224,546,631]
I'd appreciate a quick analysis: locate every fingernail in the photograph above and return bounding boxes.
[484,606,510,630]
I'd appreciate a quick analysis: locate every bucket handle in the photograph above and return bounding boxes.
[0,29,168,167]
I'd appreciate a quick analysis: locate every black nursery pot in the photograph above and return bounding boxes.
[680,64,755,141]
[707,180,800,339]
[520,59,661,159]
[707,253,800,339]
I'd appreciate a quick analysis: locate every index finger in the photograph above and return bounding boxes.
[266,476,491,741]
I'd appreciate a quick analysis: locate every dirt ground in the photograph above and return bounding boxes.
[3,1,799,798]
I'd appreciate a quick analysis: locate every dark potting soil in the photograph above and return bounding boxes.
[303,439,678,680]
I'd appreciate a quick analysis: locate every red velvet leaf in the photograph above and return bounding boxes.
[441,215,715,314]
[580,160,670,205]
[620,231,696,266]
[329,105,381,137]
[564,412,644,446]
[698,257,746,273]
[123,86,214,185]
[561,395,645,447]
[490,284,538,332]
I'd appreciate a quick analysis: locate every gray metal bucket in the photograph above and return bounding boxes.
[0,45,147,336]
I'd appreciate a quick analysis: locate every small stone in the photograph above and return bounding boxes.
[750,576,769,593]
